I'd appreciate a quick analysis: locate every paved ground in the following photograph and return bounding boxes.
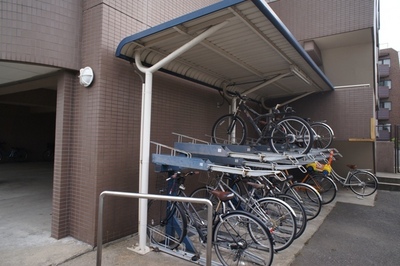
[0,162,393,265]
[292,190,400,266]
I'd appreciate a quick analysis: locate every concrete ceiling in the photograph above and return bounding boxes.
[0,61,59,88]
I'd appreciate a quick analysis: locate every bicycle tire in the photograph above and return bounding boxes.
[213,210,274,266]
[284,183,322,221]
[348,170,378,196]
[274,193,307,239]
[305,173,337,204]
[212,114,247,145]
[253,197,297,251]
[310,122,334,149]
[15,150,28,162]
[190,186,226,219]
[268,116,314,154]
[147,200,187,249]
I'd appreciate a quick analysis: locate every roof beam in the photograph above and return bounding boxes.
[229,6,292,64]
[242,71,291,95]
[173,17,266,78]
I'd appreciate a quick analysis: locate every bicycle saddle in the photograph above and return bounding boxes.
[346,164,357,170]
[210,190,235,202]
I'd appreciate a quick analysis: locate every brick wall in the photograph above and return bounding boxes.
[56,0,224,245]
[0,0,81,69]
[380,48,400,127]
[269,0,375,40]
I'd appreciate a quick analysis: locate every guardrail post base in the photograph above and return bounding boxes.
[127,245,151,255]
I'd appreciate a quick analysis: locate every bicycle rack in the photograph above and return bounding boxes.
[151,141,280,177]
[97,191,217,266]
[148,133,341,265]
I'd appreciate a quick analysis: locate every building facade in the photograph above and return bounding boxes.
[0,0,379,246]
[377,48,400,140]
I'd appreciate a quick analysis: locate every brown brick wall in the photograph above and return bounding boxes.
[380,48,400,127]
[54,0,224,245]
[269,0,375,40]
[291,88,374,141]
[52,70,75,239]
[0,0,81,69]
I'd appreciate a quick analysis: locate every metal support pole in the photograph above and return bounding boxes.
[97,191,213,266]
[132,19,230,255]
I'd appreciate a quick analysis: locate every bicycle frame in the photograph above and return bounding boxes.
[207,174,296,223]
[234,98,272,138]
[166,176,215,245]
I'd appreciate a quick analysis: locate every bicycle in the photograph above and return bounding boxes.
[309,121,335,149]
[257,172,322,221]
[300,172,337,204]
[220,174,308,240]
[42,142,54,162]
[298,150,338,204]
[0,142,28,162]
[190,172,298,252]
[211,92,314,154]
[317,150,378,197]
[271,106,334,149]
[147,171,275,265]
[305,149,379,197]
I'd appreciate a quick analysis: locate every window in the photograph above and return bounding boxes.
[380,101,392,110]
[378,58,391,66]
[378,124,391,132]
[379,79,392,89]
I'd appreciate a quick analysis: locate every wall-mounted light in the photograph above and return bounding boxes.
[78,66,94,87]
[290,65,311,85]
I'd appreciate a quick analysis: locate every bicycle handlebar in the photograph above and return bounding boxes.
[166,171,199,181]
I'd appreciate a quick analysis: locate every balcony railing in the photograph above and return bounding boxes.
[377,108,390,120]
[378,86,390,98]
[378,64,390,78]
[377,129,391,141]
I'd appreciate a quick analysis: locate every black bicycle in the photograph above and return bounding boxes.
[0,142,28,162]
[147,171,275,265]
[211,92,314,154]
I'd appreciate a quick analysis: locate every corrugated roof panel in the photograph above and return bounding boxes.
[116,0,334,102]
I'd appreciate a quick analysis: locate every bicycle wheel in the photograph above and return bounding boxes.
[348,170,378,196]
[214,210,274,266]
[268,116,313,154]
[147,200,187,249]
[253,197,297,251]
[284,183,322,221]
[310,122,334,149]
[212,114,247,145]
[190,187,225,221]
[15,150,28,162]
[274,194,307,239]
[305,173,337,204]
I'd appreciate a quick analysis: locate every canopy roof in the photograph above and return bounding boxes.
[116,0,334,102]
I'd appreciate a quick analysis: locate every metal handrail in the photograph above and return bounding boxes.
[97,191,213,266]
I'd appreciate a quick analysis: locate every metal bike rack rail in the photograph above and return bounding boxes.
[97,191,213,266]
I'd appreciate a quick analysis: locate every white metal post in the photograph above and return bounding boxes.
[132,19,230,255]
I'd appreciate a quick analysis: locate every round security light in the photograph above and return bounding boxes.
[79,66,94,87]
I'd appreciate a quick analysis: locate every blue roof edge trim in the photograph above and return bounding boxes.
[251,0,334,90]
[115,0,246,59]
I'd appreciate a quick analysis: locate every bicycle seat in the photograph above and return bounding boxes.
[210,190,235,202]
[346,164,357,170]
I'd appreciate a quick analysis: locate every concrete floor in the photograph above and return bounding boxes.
[0,162,376,266]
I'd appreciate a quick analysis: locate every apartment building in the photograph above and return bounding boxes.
[377,48,400,140]
[0,0,379,246]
